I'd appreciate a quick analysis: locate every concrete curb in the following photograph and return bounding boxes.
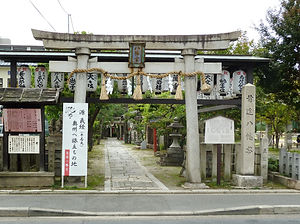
[1,205,300,217]
[0,189,299,195]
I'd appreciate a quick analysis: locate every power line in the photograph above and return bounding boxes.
[57,0,75,33]
[57,0,68,14]
[29,0,56,31]
[70,15,75,33]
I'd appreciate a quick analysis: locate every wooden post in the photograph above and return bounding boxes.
[212,144,217,181]
[217,144,222,185]
[40,106,45,171]
[224,144,232,181]
[200,143,209,180]
[10,60,17,87]
[3,112,8,171]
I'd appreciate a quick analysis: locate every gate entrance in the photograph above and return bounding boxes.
[32,29,241,184]
[0,30,268,188]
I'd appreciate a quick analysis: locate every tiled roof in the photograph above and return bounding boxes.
[0,88,60,105]
[0,60,37,67]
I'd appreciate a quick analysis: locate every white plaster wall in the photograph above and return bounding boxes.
[0,67,10,87]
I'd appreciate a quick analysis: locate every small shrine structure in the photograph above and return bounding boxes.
[0,88,59,187]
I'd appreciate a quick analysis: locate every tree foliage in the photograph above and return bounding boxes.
[256,87,297,148]
[256,0,300,109]
[126,93,186,143]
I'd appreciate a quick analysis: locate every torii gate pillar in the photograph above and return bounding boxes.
[182,49,201,183]
[74,47,90,103]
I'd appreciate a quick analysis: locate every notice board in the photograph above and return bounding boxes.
[3,109,42,132]
[205,116,235,144]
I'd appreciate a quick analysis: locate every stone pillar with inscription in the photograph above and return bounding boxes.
[233,83,263,187]
[240,83,256,175]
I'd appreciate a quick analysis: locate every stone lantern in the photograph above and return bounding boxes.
[160,117,184,166]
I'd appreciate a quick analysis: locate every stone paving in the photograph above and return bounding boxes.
[104,138,168,191]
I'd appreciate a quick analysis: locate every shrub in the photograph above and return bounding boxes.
[268,158,279,172]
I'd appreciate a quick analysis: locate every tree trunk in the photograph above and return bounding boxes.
[88,107,101,152]
[275,133,280,149]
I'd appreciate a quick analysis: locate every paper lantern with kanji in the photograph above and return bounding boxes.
[34,65,48,89]
[233,70,246,94]
[86,73,98,91]
[117,74,128,94]
[17,65,31,88]
[202,74,214,93]
[51,72,64,90]
[68,73,76,91]
[217,70,231,94]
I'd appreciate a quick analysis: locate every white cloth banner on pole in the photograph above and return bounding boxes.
[62,103,88,177]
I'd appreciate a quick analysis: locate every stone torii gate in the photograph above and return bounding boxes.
[32,29,240,184]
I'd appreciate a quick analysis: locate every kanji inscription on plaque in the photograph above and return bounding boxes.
[3,109,42,132]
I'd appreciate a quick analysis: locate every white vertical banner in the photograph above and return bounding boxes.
[62,103,88,177]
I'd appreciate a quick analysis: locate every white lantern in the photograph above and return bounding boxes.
[162,76,169,92]
[67,73,98,92]
[117,74,128,94]
[140,75,145,93]
[34,65,48,89]
[202,74,214,93]
[17,65,31,88]
[68,73,76,91]
[141,75,148,92]
[217,70,231,94]
[233,70,246,94]
[51,72,64,90]
[154,77,163,93]
[86,73,98,91]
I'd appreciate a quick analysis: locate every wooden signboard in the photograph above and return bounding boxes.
[3,109,42,132]
[204,116,235,185]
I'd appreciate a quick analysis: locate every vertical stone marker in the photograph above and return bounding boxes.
[260,135,269,182]
[234,83,263,188]
[239,83,256,175]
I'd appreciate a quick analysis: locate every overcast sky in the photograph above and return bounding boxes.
[1,0,281,45]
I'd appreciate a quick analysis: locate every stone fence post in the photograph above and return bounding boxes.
[260,135,269,182]
[0,138,2,171]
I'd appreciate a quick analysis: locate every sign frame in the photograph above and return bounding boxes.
[62,103,88,188]
[204,116,235,144]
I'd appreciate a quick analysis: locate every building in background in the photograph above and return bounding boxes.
[0,60,10,88]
